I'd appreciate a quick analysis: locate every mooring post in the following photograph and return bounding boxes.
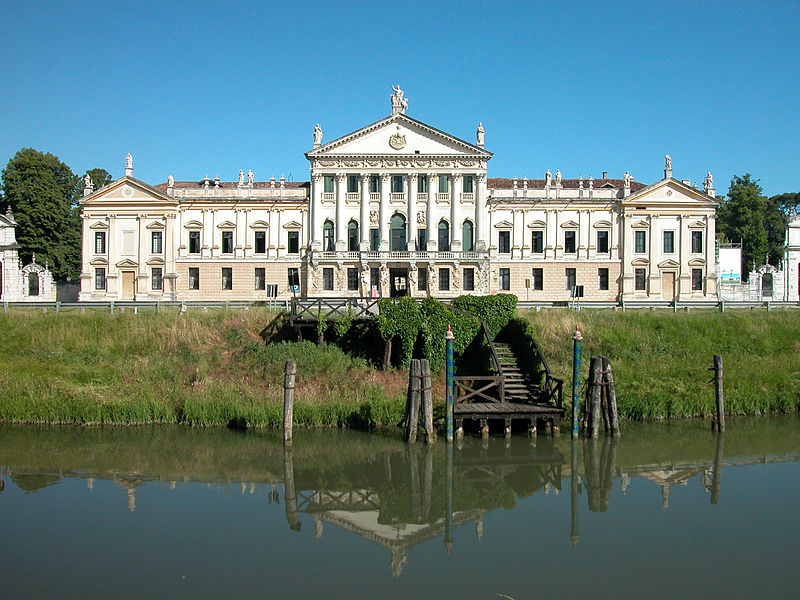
[283,359,296,444]
[444,442,454,554]
[572,326,583,438]
[603,357,621,437]
[404,359,420,443]
[421,359,435,444]
[590,357,602,439]
[570,439,580,548]
[711,354,725,432]
[445,325,455,443]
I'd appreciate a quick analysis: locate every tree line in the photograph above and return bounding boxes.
[1,147,797,282]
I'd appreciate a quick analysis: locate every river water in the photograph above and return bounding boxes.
[1,417,798,599]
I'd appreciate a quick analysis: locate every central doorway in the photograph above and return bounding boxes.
[121,270,136,300]
[390,268,408,297]
[661,271,675,301]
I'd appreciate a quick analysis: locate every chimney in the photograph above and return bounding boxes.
[602,171,607,179]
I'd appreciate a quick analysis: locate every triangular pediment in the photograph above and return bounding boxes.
[657,259,680,269]
[80,176,177,207]
[307,113,492,160]
[623,178,718,209]
[494,220,513,228]
[631,220,650,229]
[115,259,138,268]
[283,221,302,229]
[216,220,236,229]
[560,220,579,229]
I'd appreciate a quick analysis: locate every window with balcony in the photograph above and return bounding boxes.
[221,230,233,254]
[151,231,163,254]
[370,176,379,193]
[255,230,267,254]
[463,175,474,193]
[323,220,335,251]
[347,176,359,193]
[347,221,359,251]
[531,230,544,253]
[438,221,450,251]
[438,175,448,194]
[564,230,576,254]
[94,231,106,254]
[418,176,428,193]
[323,176,334,193]
[498,230,511,254]
[597,230,609,254]
[391,176,404,193]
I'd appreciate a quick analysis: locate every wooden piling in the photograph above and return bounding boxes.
[283,359,296,444]
[589,357,602,438]
[711,355,725,432]
[603,357,621,437]
[420,359,435,444]
[404,359,420,443]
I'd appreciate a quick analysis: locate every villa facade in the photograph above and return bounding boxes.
[78,88,720,303]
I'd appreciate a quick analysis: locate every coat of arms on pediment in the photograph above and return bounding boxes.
[389,133,406,150]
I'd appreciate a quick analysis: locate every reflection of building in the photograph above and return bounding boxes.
[0,208,55,302]
[79,88,719,302]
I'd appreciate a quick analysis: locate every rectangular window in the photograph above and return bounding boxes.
[499,268,510,291]
[369,176,379,193]
[94,267,106,291]
[663,230,675,254]
[418,267,428,292]
[598,268,609,290]
[597,230,609,254]
[438,268,450,291]
[532,268,543,290]
[692,269,703,291]
[94,231,106,254]
[151,267,163,291]
[391,176,404,193]
[691,230,703,253]
[323,268,334,291]
[417,229,427,251]
[189,230,201,254]
[348,225,359,252]
[370,267,380,291]
[498,230,511,254]
[323,176,334,193]
[288,268,300,289]
[255,267,265,290]
[347,268,359,291]
[222,267,233,290]
[288,231,299,254]
[634,230,646,253]
[151,231,163,254]
[463,176,474,193]
[347,175,359,193]
[188,267,199,290]
[531,230,544,253]
[635,268,647,291]
[254,230,266,254]
[438,225,450,251]
[463,268,475,291]
[418,176,427,194]
[370,228,380,251]
[565,268,576,291]
[438,175,448,194]
[222,231,234,254]
[564,230,576,254]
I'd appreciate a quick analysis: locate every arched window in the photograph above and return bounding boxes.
[438,220,450,252]
[761,272,774,298]
[390,214,407,251]
[323,220,335,251]
[348,220,359,252]
[28,272,40,296]
[462,220,474,252]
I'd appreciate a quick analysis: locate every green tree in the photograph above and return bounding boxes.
[1,148,81,280]
[717,174,767,279]
[85,168,113,190]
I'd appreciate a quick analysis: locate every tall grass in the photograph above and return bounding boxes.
[520,307,800,420]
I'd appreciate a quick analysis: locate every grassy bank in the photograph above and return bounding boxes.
[0,307,797,428]
[0,309,416,428]
[522,308,800,419]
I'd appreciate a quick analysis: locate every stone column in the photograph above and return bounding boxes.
[310,174,322,250]
[705,215,717,297]
[427,173,437,251]
[360,174,370,250]
[408,174,418,251]
[379,174,390,251]
[451,174,462,251]
[335,174,347,251]
[648,215,659,295]
[621,212,633,295]
[475,174,487,252]
[679,213,689,298]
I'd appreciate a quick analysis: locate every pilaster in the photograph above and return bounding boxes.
[379,174,390,251]
[408,174,418,251]
[335,174,347,251]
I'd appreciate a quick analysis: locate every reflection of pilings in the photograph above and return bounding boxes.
[570,439,580,548]
[421,444,433,521]
[584,435,618,512]
[711,433,724,505]
[283,445,300,531]
[444,443,454,553]
[408,444,421,523]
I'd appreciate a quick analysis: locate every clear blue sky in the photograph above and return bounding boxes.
[2,0,798,196]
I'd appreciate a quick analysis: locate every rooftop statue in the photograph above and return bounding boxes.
[476,122,484,146]
[391,85,408,114]
[313,123,322,146]
[248,170,254,185]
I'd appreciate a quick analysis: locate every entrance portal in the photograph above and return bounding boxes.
[390,268,408,298]
[121,270,136,300]
[661,272,675,301]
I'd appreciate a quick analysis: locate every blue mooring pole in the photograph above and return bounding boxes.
[445,325,455,443]
[572,326,583,438]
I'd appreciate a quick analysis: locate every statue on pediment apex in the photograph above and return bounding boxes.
[476,122,484,146]
[313,123,322,146]
[391,85,408,114]
[238,169,245,186]
[665,154,672,170]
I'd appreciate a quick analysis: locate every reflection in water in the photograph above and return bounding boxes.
[0,419,799,581]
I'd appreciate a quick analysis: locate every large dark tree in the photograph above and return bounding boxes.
[1,148,81,280]
[717,174,768,279]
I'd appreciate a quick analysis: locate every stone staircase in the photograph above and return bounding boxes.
[493,342,538,403]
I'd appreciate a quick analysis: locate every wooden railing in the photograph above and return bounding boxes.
[290,297,378,322]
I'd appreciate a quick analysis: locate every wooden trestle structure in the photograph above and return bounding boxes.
[289,297,564,437]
